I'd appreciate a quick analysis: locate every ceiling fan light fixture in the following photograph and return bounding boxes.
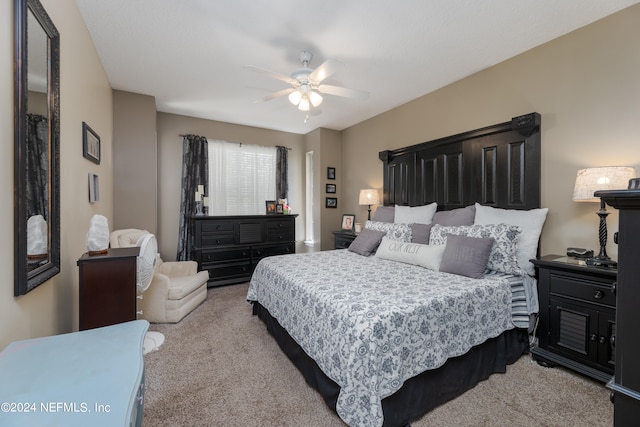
[309,90,323,107]
[288,90,302,106]
[298,96,310,112]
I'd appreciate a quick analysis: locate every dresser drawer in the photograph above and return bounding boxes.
[549,272,615,307]
[265,219,294,242]
[208,262,252,280]
[252,243,295,260]
[200,247,250,264]
[200,232,234,246]
[200,220,234,233]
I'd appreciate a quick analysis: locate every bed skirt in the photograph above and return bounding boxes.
[252,301,529,427]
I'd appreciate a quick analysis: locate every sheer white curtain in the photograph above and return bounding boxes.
[207,140,276,215]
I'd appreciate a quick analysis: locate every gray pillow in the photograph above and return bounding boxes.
[372,206,395,223]
[432,205,476,226]
[439,233,494,279]
[410,223,432,244]
[347,229,386,256]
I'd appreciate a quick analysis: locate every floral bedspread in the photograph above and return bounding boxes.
[247,250,514,427]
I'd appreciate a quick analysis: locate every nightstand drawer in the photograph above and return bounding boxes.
[549,272,615,307]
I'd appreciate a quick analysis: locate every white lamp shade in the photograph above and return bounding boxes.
[309,90,323,107]
[359,189,380,205]
[573,166,636,202]
[288,90,302,105]
[298,96,310,111]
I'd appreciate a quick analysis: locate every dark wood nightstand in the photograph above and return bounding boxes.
[332,230,357,249]
[531,254,617,383]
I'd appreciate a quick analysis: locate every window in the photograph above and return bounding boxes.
[207,140,276,215]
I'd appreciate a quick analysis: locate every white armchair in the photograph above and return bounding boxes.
[110,229,209,323]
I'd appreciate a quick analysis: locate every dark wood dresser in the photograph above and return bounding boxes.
[596,189,640,427]
[192,215,296,287]
[531,254,616,383]
[77,247,140,331]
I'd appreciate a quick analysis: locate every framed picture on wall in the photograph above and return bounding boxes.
[327,167,336,180]
[326,183,336,193]
[326,197,337,208]
[82,121,101,164]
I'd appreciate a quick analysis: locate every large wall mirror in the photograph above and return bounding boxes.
[14,0,60,296]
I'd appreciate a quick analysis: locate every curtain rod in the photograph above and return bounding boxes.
[178,134,292,150]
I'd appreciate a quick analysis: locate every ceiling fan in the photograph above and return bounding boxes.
[244,51,369,113]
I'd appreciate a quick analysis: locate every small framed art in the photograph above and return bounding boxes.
[82,121,101,164]
[265,200,277,214]
[327,167,336,180]
[326,183,336,193]
[341,214,355,232]
[326,197,337,208]
[88,173,99,203]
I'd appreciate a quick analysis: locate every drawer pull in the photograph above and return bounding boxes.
[590,333,598,341]
[593,290,604,299]
[598,336,608,344]
[610,334,616,347]
[611,282,617,296]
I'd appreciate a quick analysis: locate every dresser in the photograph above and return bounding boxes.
[192,215,297,286]
[531,254,617,383]
[77,247,139,331]
[0,320,148,427]
[596,189,640,427]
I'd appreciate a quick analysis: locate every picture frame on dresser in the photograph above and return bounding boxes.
[265,200,276,214]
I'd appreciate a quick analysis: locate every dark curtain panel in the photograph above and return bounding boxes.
[276,146,289,201]
[176,135,208,261]
[26,114,49,221]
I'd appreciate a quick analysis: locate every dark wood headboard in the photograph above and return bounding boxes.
[379,112,541,211]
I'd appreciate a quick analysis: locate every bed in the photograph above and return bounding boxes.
[247,113,545,427]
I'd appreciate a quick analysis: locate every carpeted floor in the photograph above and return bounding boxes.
[142,283,613,426]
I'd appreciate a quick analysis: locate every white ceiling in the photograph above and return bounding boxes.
[75,0,639,135]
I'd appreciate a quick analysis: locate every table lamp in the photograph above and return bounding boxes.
[359,189,380,220]
[572,166,635,266]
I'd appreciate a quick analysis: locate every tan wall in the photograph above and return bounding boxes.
[342,4,640,260]
[113,90,157,233]
[155,112,306,260]
[0,0,113,349]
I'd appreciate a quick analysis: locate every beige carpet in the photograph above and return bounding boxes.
[143,283,613,426]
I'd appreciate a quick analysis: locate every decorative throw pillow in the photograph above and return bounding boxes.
[410,223,432,244]
[440,234,494,279]
[474,203,548,276]
[348,229,387,256]
[429,223,522,275]
[375,237,445,271]
[365,221,412,242]
[372,206,395,223]
[394,202,438,225]
[432,205,476,226]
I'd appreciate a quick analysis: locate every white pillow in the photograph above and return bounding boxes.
[394,202,438,225]
[474,203,548,276]
[375,236,445,271]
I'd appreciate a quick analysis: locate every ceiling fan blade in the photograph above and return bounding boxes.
[243,65,293,84]
[255,88,295,103]
[318,84,370,100]
[309,58,344,83]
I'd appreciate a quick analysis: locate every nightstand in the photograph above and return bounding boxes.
[531,254,617,383]
[332,230,357,249]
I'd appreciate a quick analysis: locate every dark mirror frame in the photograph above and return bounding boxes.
[14,0,60,296]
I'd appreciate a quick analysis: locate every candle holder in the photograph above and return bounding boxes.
[195,200,204,216]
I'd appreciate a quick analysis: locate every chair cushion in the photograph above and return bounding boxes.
[166,271,209,300]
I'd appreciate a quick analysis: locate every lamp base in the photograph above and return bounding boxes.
[586,257,617,268]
